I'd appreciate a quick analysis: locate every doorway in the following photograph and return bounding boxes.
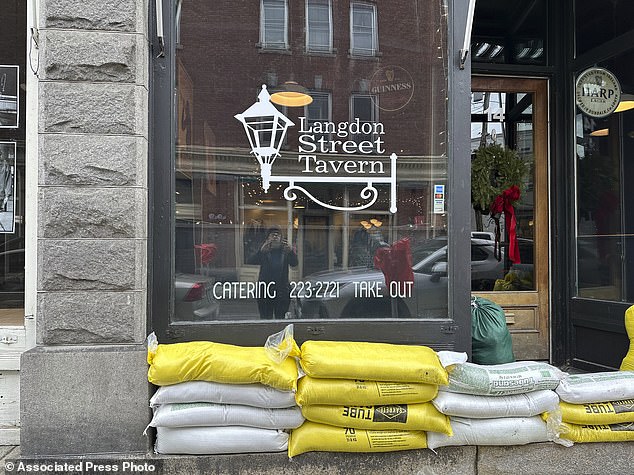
[470,77,550,360]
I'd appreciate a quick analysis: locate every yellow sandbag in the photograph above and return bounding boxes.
[288,421,427,457]
[557,421,634,443]
[295,377,438,406]
[299,341,448,385]
[560,400,634,425]
[620,305,634,371]
[301,403,451,435]
[147,340,299,391]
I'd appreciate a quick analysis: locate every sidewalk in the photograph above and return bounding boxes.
[2,442,632,475]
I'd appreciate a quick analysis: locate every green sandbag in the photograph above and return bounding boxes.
[470,296,515,365]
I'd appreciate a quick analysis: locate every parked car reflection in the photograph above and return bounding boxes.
[297,238,503,319]
[173,273,220,321]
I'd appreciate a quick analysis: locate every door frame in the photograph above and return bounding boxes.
[471,76,550,360]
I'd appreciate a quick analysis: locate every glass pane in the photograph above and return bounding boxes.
[575,0,634,56]
[574,50,634,303]
[0,0,25,326]
[174,0,449,322]
[470,91,535,291]
[472,0,547,66]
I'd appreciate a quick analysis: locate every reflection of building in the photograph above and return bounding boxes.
[175,0,449,280]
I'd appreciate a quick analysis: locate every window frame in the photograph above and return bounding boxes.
[350,2,378,57]
[306,0,333,53]
[259,0,289,50]
[150,0,473,353]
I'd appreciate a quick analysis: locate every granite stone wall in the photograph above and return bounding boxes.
[21,0,151,455]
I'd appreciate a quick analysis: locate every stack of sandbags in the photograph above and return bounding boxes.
[428,361,566,449]
[288,341,467,457]
[547,371,634,444]
[147,333,302,454]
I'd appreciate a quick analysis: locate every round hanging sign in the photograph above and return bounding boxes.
[575,67,621,118]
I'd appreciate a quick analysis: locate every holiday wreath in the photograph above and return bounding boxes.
[471,144,528,263]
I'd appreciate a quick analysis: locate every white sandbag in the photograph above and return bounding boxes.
[555,371,634,404]
[154,426,288,455]
[445,361,566,396]
[150,381,296,408]
[426,416,551,449]
[432,390,559,418]
[150,402,304,429]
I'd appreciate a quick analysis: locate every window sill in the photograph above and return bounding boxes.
[348,50,382,60]
[256,44,291,55]
[305,50,337,58]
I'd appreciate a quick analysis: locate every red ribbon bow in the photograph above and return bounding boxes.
[490,185,521,264]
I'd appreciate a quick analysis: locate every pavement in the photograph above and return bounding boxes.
[1,441,633,475]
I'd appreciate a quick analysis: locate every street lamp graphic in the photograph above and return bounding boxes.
[236,84,398,213]
[234,85,293,192]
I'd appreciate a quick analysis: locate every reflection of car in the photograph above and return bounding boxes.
[173,273,220,321]
[298,238,503,319]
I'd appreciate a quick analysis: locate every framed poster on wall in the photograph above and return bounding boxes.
[0,66,19,128]
[0,142,16,233]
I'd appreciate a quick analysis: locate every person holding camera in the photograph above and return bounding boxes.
[247,225,298,319]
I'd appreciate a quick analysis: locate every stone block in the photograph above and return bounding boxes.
[39,187,146,239]
[41,0,143,33]
[38,239,145,291]
[39,134,147,187]
[20,345,150,456]
[41,30,146,84]
[37,291,146,345]
[157,448,477,474]
[40,82,147,136]
[477,442,634,474]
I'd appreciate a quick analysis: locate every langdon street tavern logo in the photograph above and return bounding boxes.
[235,85,398,213]
[298,117,386,174]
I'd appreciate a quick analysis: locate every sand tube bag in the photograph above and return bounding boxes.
[445,361,566,396]
[295,377,438,407]
[556,371,634,404]
[426,416,554,450]
[146,333,299,391]
[301,403,451,434]
[154,426,288,455]
[620,305,634,371]
[150,381,296,408]
[150,402,304,429]
[559,399,634,425]
[432,389,559,418]
[299,341,466,385]
[288,421,427,457]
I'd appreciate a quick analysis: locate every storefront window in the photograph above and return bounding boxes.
[574,52,634,302]
[0,0,25,325]
[170,0,449,323]
[470,91,535,292]
[575,0,634,56]
[471,0,547,66]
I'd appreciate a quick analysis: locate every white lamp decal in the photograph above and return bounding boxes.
[236,85,398,213]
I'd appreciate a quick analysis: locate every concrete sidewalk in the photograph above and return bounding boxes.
[1,442,632,475]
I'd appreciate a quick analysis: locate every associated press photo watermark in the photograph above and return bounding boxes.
[3,459,161,474]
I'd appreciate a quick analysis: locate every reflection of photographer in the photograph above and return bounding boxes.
[247,225,298,319]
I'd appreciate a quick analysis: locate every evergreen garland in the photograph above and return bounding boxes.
[471,144,528,211]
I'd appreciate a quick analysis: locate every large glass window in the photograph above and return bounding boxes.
[575,0,634,56]
[471,0,548,66]
[574,52,634,302]
[0,1,25,325]
[306,0,332,53]
[167,0,449,328]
